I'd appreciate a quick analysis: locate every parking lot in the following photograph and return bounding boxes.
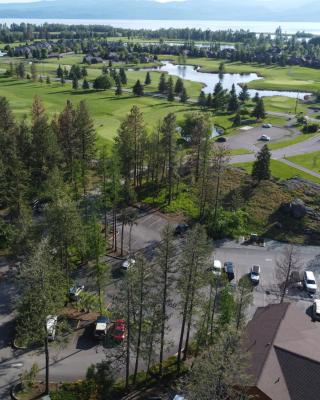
[1,213,320,398]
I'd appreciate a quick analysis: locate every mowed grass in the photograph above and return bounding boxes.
[0,76,202,144]
[267,133,319,150]
[287,151,320,174]
[160,56,320,93]
[234,159,320,184]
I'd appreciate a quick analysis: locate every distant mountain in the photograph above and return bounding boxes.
[0,0,319,22]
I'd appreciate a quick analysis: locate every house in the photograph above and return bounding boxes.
[245,302,320,400]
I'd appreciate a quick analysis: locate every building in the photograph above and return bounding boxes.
[246,302,320,400]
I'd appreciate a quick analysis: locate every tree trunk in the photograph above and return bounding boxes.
[44,335,49,395]
[121,221,125,257]
[159,240,169,376]
[133,264,144,384]
[125,282,131,390]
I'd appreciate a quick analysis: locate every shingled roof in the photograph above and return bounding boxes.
[246,302,320,400]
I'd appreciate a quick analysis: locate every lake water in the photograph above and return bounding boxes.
[152,61,311,99]
[1,18,320,35]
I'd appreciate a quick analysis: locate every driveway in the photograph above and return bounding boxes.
[1,230,320,398]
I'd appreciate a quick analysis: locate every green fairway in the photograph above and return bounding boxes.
[160,56,320,93]
[0,75,203,145]
[287,151,320,174]
[229,148,254,155]
[267,133,319,150]
[234,159,320,184]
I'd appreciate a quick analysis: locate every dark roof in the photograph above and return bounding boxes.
[275,346,320,400]
[246,302,320,400]
[245,302,290,384]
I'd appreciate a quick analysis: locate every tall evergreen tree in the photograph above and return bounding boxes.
[227,84,239,113]
[82,78,90,90]
[16,239,67,396]
[239,84,250,102]
[144,71,151,85]
[252,144,271,182]
[252,97,266,120]
[119,68,127,85]
[72,77,79,90]
[180,86,188,103]
[167,76,174,101]
[132,80,144,96]
[161,113,177,204]
[158,72,167,93]
[174,77,184,94]
[74,100,96,195]
[198,90,207,107]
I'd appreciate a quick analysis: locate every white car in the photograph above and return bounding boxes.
[250,265,261,285]
[259,134,271,141]
[46,315,58,341]
[121,258,136,271]
[262,123,272,128]
[304,270,317,294]
[313,299,320,321]
[212,260,222,276]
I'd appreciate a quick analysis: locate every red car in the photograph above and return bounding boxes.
[113,319,126,342]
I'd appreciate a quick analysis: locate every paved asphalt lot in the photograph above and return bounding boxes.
[1,212,320,398]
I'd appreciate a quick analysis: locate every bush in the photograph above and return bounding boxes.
[303,123,319,133]
[93,75,114,90]
[206,208,248,239]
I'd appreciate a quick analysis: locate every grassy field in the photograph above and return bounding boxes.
[234,159,320,184]
[229,148,254,155]
[267,133,319,150]
[287,151,320,174]
[0,76,203,145]
[160,55,320,93]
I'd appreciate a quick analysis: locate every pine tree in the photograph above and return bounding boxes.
[119,68,127,85]
[158,72,167,93]
[46,76,50,84]
[206,93,212,107]
[60,77,65,85]
[252,144,271,182]
[239,84,250,102]
[198,90,207,107]
[144,71,151,85]
[174,77,184,94]
[161,113,177,204]
[30,62,37,82]
[233,111,242,127]
[72,77,78,90]
[82,78,90,90]
[167,76,174,101]
[180,86,188,103]
[252,97,266,120]
[74,100,96,195]
[155,224,176,375]
[132,80,144,96]
[56,64,63,78]
[115,80,122,95]
[16,239,67,395]
[228,84,239,113]
[253,92,260,103]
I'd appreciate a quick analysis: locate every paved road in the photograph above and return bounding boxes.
[1,214,320,398]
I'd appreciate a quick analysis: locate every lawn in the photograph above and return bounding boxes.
[267,133,318,150]
[160,56,320,93]
[234,159,320,184]
[287,151,320,174]
[0,75,202,145]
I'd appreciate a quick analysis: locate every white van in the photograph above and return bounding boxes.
[304,271,317,294]
[212,260,222,276]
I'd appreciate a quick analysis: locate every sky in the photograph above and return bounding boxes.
[0,0,311,4]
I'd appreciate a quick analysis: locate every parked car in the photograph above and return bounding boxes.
[262,123,272,128]
[304,270,317,294]
[121,258,136,271]
[68,284,84,301]
[112,319,126,342]
[312,299,320,321]
[247,233,265,247]
[224,261,235,281]
[216,136,227,143]
[259,134,271,141]
[211,260,223,276]
[174,223,189,235]
[46,315,58,341]
[94,316,109,339]
[250,265,261,285]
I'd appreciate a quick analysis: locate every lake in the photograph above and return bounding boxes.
[1,18,320,34]
[152,61,311,99]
